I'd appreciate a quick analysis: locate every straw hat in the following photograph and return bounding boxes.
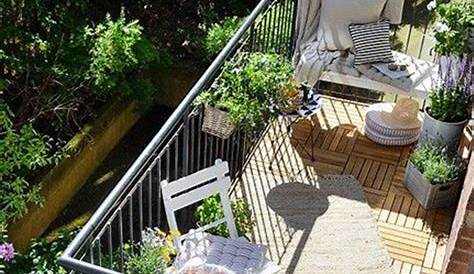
[381,98,421,129]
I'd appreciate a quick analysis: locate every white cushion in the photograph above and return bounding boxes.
[316,0,387,50]
[177,232,268,274]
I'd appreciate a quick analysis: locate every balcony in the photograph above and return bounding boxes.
[59,0,473,273]
[234,96,461,273]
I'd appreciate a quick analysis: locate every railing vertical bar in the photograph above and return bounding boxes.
[157,157,162,226]
[275,0,284,53]
[190,113,196,173]
[183,112,190,176]
[209,136,214,167]
[148,170,153,227]
[203,132,209,167]
[128,196,134,246]
[138,182,143,234]
[289,0,298,56]
[220,136,225,159]
[97,239,102,267]
[107,224,113,269]
[89,243,95,265]
[197,111,203,170]
[174,136,179,180]
[166,146,170,181]
[268,3,275,52]
[262,7,270,51]
[234,131,242,175]
[118,209,124,272]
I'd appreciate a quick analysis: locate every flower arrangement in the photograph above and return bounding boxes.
[275,78,305,114]
[427,0,474,56]
[428,56,472,123]
[410,143,466,185]
[125,228,178,274]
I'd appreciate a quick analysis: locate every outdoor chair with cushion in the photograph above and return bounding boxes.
[161,159,279,274]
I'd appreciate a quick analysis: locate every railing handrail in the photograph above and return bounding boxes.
[59,0,277,272]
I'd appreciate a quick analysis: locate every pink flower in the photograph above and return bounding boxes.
[0,243,15,262]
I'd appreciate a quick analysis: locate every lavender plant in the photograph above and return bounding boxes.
[428,56,472,123]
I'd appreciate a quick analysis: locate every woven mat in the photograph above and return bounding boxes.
[264,175,394,274]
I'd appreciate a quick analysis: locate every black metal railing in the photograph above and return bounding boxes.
[59,0,440,273]
[59,0,296,273]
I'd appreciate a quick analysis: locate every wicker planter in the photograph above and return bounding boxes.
[419,107,468,153]
[405,160,462,209]
[202,105,236,139]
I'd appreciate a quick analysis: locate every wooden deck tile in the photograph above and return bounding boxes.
[236,96,454,274]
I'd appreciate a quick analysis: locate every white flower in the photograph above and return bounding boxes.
[433,22,449,33]
[427,1,436,11]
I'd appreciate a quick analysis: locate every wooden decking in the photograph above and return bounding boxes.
[233,96,456,274]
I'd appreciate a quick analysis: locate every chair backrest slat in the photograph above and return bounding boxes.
[162,160,229,195]
[161,159,239,252]
[166,177,230,211]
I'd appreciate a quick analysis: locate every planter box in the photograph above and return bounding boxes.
[419,108,468,153]
[202,105,236,139]
[405,160,462,209]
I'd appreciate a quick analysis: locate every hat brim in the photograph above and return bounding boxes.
[381,111,421,130]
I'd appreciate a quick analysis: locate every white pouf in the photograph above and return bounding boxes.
[365,125,419,146]
[364,102,421,146]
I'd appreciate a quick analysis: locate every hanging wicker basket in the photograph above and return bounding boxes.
[202,105,236,139]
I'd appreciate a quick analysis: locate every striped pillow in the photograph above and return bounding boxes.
[349,20,394,65]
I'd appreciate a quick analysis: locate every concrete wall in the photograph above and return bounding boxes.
[7,64,201,250]
[8,99,141,250]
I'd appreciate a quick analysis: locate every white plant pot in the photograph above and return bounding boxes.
[405,161,462,209]
[419,107,468,152]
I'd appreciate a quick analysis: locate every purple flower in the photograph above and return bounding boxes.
[0,243,15,262]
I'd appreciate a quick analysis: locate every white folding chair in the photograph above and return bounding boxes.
[161,159,279,274]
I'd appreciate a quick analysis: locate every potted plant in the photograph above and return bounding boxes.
[428,0,474,59]
[275,78,305,114]
[198,52,294,138]
[405,143,467,209]
[419,56,471,152]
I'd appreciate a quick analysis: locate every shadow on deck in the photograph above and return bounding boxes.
[233,96,455,274]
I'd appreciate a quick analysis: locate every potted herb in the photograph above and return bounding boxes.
[419,57,471,152]
[198,52,294,138]
[405,143,466,209]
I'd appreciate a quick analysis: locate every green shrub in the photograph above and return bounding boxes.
[85,11,167,109]
[197,52,294,131]
[410,143,466,185]
[430,0,474,56]
[204,16,242,58]
[6,229,77,274]
[195,195,254,237]
[0,103,56,225]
